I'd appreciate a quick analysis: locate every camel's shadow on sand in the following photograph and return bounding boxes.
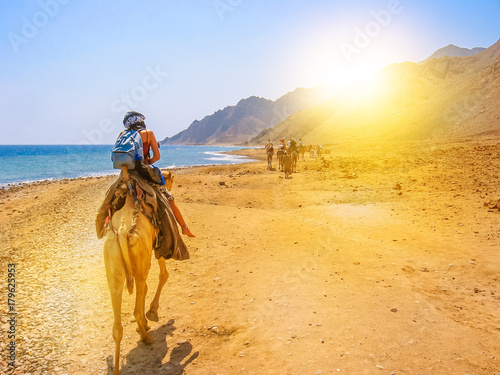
[107,319,199,375]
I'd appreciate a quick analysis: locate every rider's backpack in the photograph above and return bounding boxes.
[111,130,144,170]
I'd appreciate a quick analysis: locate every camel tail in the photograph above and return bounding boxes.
[118,217,134,295]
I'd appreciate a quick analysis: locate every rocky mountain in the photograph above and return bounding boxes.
[250,39,500,145]
[420,44,486,63]
[160,86,332,145]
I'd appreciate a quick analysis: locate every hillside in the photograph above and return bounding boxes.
[250,39,500,145]
[160,86,332,145]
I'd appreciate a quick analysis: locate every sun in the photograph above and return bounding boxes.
[323,56,386,99]
[324,62,384,104]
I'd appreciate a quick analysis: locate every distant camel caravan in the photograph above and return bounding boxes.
[266,140,327,176]
[102,167,176,375]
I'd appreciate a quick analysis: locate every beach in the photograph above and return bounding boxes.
[1,139,499,375]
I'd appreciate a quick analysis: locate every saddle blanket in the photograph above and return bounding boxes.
[96,171,189,261]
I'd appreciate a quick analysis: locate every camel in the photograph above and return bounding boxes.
[162,170,174,190]
[277,147,285,172]
[282,152,292,178]
[266,146,274,170]
[298,145,306,161]
[291,150,298,173]
[103,168,174,375]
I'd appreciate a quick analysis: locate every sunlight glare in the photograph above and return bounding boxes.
[326,63,383,102]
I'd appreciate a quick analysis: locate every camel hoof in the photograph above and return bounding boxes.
[146,310,159,322]
[136,324,151,333]
[142,334,154,345]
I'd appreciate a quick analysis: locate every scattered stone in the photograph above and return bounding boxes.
[484,198,500,211]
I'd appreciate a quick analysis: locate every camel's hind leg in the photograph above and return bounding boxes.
[104,235,126,375]
[110,282,124,375]
[134,280,153,344]
[147,257,169,322]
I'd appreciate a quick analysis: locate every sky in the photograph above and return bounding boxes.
[1,0,499,145]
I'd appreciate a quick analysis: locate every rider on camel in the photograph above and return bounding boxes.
[290,137,297,153]
[279,138,286,151]
[265,139,273,153]
[122,111,195,238]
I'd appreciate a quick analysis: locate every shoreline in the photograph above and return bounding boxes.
[0,148,262,191]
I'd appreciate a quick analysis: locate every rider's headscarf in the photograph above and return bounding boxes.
[123,111,146,131]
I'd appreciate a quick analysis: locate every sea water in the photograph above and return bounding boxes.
[0,145,254,187]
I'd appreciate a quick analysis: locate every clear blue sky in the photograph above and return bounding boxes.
[1,0,499,144]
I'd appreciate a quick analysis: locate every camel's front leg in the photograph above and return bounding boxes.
[146,257,169,322]
[134,280,153,344]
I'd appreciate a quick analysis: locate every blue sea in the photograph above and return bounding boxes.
[0,145,255,187]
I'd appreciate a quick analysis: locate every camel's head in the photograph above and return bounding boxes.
[162,171,174,191]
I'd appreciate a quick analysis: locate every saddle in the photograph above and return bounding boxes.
[96,171,189,261]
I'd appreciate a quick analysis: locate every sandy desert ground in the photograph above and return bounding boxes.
[1,138,499,375]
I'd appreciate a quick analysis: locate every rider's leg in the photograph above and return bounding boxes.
[170,199,195,237]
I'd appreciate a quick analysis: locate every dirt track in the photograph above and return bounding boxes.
[1,139,499,375]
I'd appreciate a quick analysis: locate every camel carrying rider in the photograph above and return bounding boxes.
[265,139,274,154]
[96,111,194,260]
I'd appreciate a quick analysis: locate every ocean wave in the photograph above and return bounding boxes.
[203,151,249,162]
[0,177,56,189]
[0,171,120,189]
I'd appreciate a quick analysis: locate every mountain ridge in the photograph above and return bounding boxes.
[250,38,500,145]
[160,86,332,145]
[420,44,486,63]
